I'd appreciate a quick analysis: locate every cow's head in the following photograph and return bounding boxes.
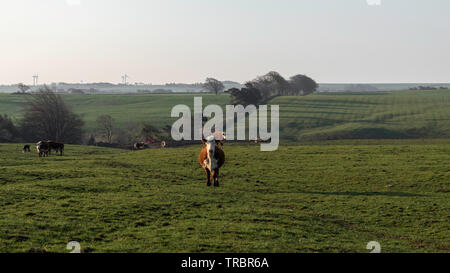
[213,131,226,141]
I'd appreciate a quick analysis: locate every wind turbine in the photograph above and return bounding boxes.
[122,74,129,85]
[32,74,39,86]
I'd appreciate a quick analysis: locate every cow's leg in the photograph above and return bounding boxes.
[213,169,219,187]
[204,168,211,186]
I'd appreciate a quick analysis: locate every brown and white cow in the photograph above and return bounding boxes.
[36,141,50,157]
[199,136,225,187]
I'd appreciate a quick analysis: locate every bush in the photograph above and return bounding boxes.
[0,115,20,142]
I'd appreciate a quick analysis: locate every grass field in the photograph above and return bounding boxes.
[1,90,449,141]
[0,93,230,131]
[275,90,450,141]
[0,140,448,253]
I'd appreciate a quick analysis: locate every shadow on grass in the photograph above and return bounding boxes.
[300,191,423,197]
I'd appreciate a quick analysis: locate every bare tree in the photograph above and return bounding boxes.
[96,115,114,143]
[20,86,84,143]
[17,83,30,94]
[203,78,225,95]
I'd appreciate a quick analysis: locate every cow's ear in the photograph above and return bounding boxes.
[201,138,207,144]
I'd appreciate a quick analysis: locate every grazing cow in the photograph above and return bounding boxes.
[22,145,31,153]
[199,136,225,187]
[48,141,64,156]
[134,142,146,150]
[36,141,50,157]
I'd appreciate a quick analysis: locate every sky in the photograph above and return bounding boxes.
[0,0,449,85]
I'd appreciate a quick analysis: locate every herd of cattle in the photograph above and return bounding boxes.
[133,141,166,150]
[18,132,251,187]
[22,136,225,187]
[22,141,65,157]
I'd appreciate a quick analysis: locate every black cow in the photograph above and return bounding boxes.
[48,141,64,156]
[133,142,146,150]
[22,145,31,153]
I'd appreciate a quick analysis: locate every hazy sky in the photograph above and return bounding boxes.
[0,0,449,85]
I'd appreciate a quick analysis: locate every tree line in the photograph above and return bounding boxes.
[203,71,318,105]
[1,72,318,144]
[93,116,172,147]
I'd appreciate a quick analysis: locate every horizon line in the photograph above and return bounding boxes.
[1,82,450,87]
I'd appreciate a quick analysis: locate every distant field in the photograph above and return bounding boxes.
[0,140,448,253]
[275,90,450,141]
[0,93,230,131]
[0,90,449,140]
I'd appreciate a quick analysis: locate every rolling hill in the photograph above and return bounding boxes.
[0,90,449,141]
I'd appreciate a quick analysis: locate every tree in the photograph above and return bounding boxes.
[17,83,30,94]
[87,134,96,146]
[250,71,290,98]
[228,83,263,106]
[96,115,114,143]
[113,128,134,146]
[289,74,318,96]
[20,86,84,143]
[203,78,225,95]
[0,115,19,142]
[140,123,161,140]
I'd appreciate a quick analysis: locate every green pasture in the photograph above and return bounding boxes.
[0,140,448,253]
